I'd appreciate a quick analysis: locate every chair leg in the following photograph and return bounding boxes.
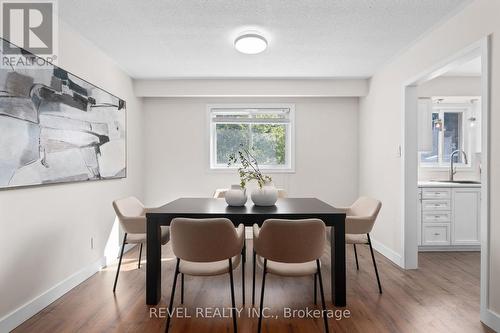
[314,273,317,305]
[258,259,267,333]
[112,233,127,293]
[228,258,238,333]
[138,243,143,269]
[367,234,383,294]
[242,245,245,305]
[181,273,184,304]
[316,260,330,333]
[165,258,180,333]
[252,249,256,306]
[353,244,359,270]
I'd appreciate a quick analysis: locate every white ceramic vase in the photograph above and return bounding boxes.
[251,182,278,206]
[224,184,247,206]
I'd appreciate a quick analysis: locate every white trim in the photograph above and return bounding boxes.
[402,84,419,269]
[0,257,105,332]
[370,238,404,268]
[479,36,491,330]
[418,246,480,252]
[482,309,500,332]
[206,103,296,173]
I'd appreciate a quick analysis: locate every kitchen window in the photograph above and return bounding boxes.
[208,104,295,171]
[420,106,471,167]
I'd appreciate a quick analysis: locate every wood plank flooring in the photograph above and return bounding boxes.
[13,242,492,333]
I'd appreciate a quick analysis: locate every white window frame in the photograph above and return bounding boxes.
[419,103,473,169]
[207,103,295,172]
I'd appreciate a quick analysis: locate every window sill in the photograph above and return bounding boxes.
[208,167,296,174]
[419,164,474,170]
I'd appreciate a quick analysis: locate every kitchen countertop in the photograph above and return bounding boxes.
[418,181,481,188]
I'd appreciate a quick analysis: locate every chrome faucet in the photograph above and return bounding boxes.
[450,150,468,181]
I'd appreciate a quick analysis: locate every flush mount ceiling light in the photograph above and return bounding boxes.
[234,33,267,54]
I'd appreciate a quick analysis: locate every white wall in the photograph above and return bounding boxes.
[0,22,143,330]
[358,0,500,324]
[143,97,358,209]
[417,76,481,97]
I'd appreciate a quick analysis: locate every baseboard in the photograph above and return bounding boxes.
[419,245,481,252]
[0,257,105,332]
[370,238,404,268]
[482,309,500,332]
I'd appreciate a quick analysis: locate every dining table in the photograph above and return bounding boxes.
[145,197,347,307]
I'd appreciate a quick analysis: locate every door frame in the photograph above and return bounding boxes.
[401,36,491,324]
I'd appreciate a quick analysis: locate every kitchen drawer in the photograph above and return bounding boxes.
[422,223,450,246]
[422,211,451,223]
[422,200,451,211]
[422,188,451,199]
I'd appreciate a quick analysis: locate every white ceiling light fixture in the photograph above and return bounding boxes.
[234,32,267,54]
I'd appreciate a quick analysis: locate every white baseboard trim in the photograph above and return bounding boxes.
[418,245,481,252]
[370,238,404,268]
[482,309,500,332]
[0,257,105,333]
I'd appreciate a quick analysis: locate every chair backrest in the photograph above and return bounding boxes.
[346,197,382,234]
[112,196,146,234]
[171,218,241,262]
[213,189,227,198]
[254,219,325,263]
[277,189,287,198]
[213,188,287,199]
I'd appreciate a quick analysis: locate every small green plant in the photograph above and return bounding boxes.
[228,145,272,189]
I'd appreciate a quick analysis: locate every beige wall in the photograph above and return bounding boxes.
[359,0,500,318]
[0,21,144,325]
[143,97,359,209]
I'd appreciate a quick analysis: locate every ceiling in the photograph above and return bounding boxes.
[443,57,482,77]
[59,0,470,79]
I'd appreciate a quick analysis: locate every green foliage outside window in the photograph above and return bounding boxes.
[216,123,286,166]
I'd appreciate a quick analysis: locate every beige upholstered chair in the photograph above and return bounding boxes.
[111,196,169,292]
[253,219,329,333]
[165,218,245,333]
[327,196,383,293]
[213,188,288,199]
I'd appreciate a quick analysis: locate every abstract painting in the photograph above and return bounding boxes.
[0,38,126,189]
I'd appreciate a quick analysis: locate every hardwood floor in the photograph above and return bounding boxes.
[14,242,492,333]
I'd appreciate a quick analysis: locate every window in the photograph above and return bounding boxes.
[420,106,470,167]
[209,104,294,171]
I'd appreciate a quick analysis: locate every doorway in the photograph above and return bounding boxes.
[402,37,490,324]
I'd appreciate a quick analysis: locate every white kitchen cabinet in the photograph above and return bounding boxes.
[422,223,451,246]
[452,188,481,245]
[418,185,480,250]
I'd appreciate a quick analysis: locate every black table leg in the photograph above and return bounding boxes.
[146,215,163,305]
[331,220,346,306]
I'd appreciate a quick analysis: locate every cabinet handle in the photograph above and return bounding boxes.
[434,216,440,218]
[433,233,440,236]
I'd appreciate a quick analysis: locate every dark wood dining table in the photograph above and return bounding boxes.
[146,197,347,307]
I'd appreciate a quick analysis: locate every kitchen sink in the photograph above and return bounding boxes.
[430,180,481,184]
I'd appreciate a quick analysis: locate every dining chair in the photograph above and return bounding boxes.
[165,218,245,333]
[253,219,329,333]
[111,196,170,293]
[213,188,288,198]
[327,196,383,293]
